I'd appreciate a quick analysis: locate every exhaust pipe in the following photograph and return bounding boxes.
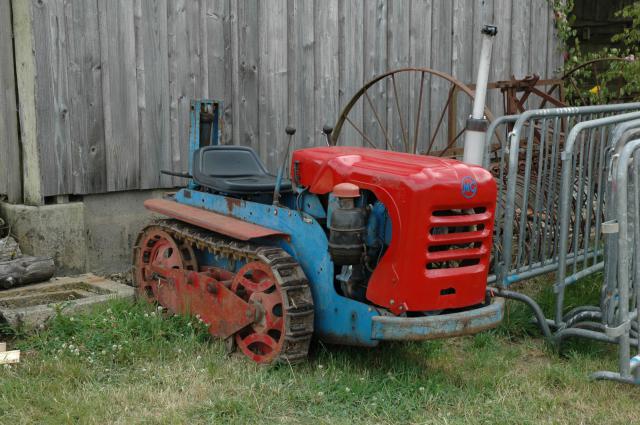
[462,25,497,166]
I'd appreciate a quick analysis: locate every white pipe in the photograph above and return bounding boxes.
[463,25,497,166]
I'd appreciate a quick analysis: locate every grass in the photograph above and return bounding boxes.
[0,274,637,424]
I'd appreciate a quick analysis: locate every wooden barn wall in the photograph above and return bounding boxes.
[4,0,562,201]
[0,0,22,203]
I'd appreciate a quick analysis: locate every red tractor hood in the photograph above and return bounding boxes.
[292,147,497,315]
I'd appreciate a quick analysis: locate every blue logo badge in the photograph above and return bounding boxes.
[461,176,478,199]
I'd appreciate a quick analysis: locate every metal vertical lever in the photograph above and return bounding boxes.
[273,126,297,205]
[323,125,333,146]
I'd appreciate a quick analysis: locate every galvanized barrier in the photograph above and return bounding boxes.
[592,135,640,384]
[555,113,640,324]
[487,117,640,385]
[484,103,640,285]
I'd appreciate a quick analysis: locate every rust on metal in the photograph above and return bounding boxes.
[144,198,287,241]
[370,297,505,341]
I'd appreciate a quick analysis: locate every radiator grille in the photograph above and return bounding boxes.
[426,207,491,270]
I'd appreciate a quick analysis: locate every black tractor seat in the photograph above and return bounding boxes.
[192,146,292,195]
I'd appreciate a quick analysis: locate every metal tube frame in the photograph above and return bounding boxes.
[485,109,640,385]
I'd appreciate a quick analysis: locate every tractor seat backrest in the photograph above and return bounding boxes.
[196,146,268,177]
[192,146,292,194]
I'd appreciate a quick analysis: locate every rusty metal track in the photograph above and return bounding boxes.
[133,219,314,364]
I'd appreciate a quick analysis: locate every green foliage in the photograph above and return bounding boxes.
[549,0,640,105]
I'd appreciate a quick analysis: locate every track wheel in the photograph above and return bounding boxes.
[133,226,198,302]
[231,251,314,364]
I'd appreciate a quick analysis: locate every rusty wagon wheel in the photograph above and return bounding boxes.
[331,67,496,158]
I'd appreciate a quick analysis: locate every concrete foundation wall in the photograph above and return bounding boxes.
[0,190,167,275]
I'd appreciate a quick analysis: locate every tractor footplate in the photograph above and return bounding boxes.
[133,220,314,364]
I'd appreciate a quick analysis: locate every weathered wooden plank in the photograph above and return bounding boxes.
[510,0,531,79]
[314,0,339,148]
[98,0,139,191]
[0,0,22,203]
[220,0,235,145]
[387,0,410,152]
[236,0,260,153]
[136,0,171,189]
[65,0,106,194]
[338,0,363,147]
[198,0,209,98]
[12,0,42,205]
[490,0,512,115]
[32,0,73,196]
[258,0,287,171]
[207,0,232,146]
[429,0,453,152]
[528,0,549,109]
[408,0,433,154]
[452,0,474,150]
[546,2,564,79]
[362,0,387,149]
[288,0,315,148]
[207,0,226,100]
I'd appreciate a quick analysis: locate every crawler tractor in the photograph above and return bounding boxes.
[133,17,503,367]
[133,98,504,364]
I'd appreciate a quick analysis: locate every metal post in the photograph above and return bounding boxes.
[462,25,497,166]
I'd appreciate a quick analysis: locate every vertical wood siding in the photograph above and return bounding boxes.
[0,0,22,202]
[2,0,563,200]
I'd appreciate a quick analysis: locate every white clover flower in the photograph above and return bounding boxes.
[102,318,107,323]
[68,344,75,350]
[144,313,149,318]
[101,350,107,355]
[317,364,324,369]
[157,306,163,311]
[69,317,75,322]
[196,355,202,360]
[345,387,351,392]
[317,391,324,396]
[107,309,112,314]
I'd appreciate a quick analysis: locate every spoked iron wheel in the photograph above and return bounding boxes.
[133,226,198,302]
[331,67,495,158]
[231,261,286,364]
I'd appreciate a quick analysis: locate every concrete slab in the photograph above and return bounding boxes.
[83,190,165,275]
[0,189,168,274]
[0,274,134,328]
[0,201,86,274]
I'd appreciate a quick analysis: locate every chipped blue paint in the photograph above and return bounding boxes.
[174,188,380,346]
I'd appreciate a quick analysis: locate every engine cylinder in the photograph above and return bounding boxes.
[328,184,366,266]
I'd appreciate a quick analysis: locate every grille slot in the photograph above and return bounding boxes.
[427,208,490,270]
